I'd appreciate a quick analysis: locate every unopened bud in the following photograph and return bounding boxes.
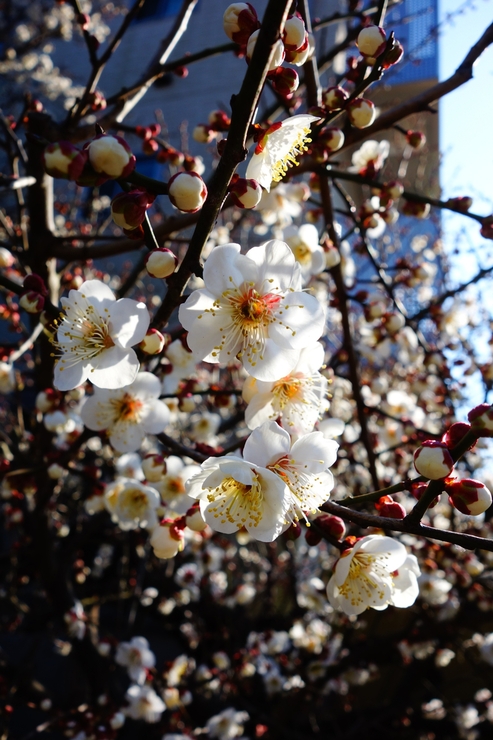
[382,40,404,68]
[468,403,493,436]
[305,526,322,546]
[168,171,207,213]
[285,33,312,65]
[446,478,492,516]
[441,421,473,448]
[185,502,208,531]
[406,130,426,150]
[357,25,387,58]
[87,134,136,179]
[0,247,14,268]
[139,329,165,355]
[401,200,430,219]
[192,124,216,143]
[223,3,259,45]
[229,176,262,208]
[320,127,345,152]
[208,109,231,131]
[145,247,178,278]
[19,291,45,313]
[150,519,185,559]
[247,31,284,71]
[142,453,167,482]
[23,273,48,295]
[47,463,66,480]
[375,495,406,519]
[111,189,154,230]
[347,98,376,128]
[323,86,349,111]
[413,440,454,480]
[43,141,87,181]
[283,15,306,51]
[315,514,346,540]
[270,66,299,98]
[446,196,473,212]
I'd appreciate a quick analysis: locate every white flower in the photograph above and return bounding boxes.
[283,224,325,279]
[115,636,156,685]
[350,140,389,177]
[243,342,329,435]
[124,684,166,723]
[327,535,420,616]
[53,279,149,391]
[80,372,170,452]
[104,478,160,530]
[418,571,453,605]
[242,421,338,522]
[154,456,200,515]
[245,114,319,192]
[186,453,289,542]
[178,241,326,382]
[206,707,249,740]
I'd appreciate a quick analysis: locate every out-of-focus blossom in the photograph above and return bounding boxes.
[283,223,326,278]
[115,636,155,685]
[124,684,166,723]
[206,707,249,739]
[104,478,160,530]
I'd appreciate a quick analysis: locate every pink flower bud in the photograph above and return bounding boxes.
[322,86,349,111]
[441,421,473,448]
[150,519,185,559]
[145,247,178,278]
[480,217,493,240]
[283,15,306,51]
[446,478,492,516]
[468,403,493,436]
[413,440,454,480]
[401,200,430,219]
[23,273,48,296]
[284,521,302,540]
[406,130,426,150]
[229,176,262,208]
[142,453,167,482]
[285,33,311,65]
[357,25,387,58]
[270,67,299,98]
[384,180,404,199]
[185,503,208,532]
[223,3,259,45]
[347,98,376,128]
[192,124,217,143]
[320,127,345,152]
[305,526,322,546]
[208,109,231,131]
[86,134,136,179]
[168,171,207,213]
[43,141,87,181]
[446,196,473,212]
[382,40,404,68]
[315,514,346,540]
[139,329,165,355]
[247,31,284,71]
[111,189,154,230]
[375,495,406,519]
[19,291,45,313]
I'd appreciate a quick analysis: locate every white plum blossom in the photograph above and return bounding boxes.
[0,362,16,393]
[124,684,166,723]
[104,478,160,530]
[80,372,170,452]
[246,114,319,192]
[350,140,390,177]
[327,535,420,616]
[242,421,338,523]
[243,342,329,434]
[186,452,289,542]
[53,279,149,391]
[154,456,200,515]
[178,241,326,382]
[206,707,249,740]
[283,223,326,279]
[115,636,156,685]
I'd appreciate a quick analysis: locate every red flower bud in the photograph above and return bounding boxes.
[375,495,406,519]
[441,421,473,449]
[111,189,155,230]
[468,403,493,436]
[406,130,426,150]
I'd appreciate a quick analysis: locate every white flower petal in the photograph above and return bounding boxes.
[90,346,140,389]
[109,299,149,348]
